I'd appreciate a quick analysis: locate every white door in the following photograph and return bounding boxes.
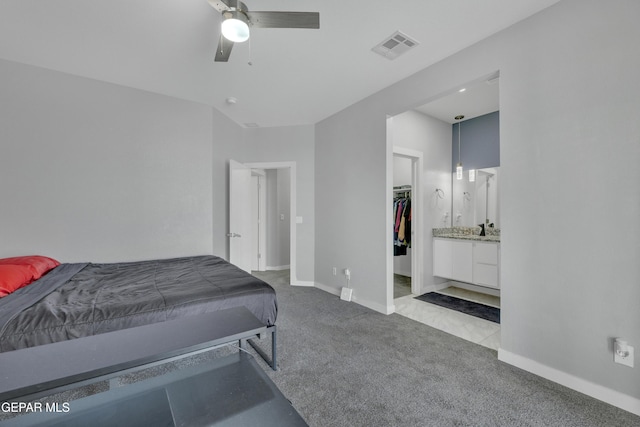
[229,160,252,272]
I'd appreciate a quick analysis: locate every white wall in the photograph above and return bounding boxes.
[391,111,452,289]
[0,58,216,262]
[316,0,640,411]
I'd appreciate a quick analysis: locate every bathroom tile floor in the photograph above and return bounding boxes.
[394,284,501,351]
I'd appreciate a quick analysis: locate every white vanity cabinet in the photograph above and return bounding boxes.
[433,238,500,289]
[472,242,499,288]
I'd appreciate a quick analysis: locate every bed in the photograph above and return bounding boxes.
[0,255,278,353]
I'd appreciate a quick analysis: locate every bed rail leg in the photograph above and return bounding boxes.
[247,325,277,371]
[271,327,277,371]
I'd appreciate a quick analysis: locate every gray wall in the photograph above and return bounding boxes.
[452,111,500,171]
[265,168,291,269]
[316,0,639,402]
[0,58,315,285]
[276,168,291,267]
[0,58,215,262]
[265,169,279,268]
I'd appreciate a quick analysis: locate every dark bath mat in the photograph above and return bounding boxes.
[414,292,500,323]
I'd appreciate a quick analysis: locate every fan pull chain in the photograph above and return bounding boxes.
[247,36,253,66]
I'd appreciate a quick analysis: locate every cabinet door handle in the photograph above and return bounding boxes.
[226,233,242,238]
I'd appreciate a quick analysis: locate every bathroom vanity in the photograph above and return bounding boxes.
[432,228,500,289]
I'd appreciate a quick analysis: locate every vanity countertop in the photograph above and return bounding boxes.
[432,227,500,243]
[433,234,500,242]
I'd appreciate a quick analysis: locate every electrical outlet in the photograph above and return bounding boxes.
[614,345,634,368]
[332,267,337,276]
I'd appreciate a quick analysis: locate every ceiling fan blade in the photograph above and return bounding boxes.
[207,0,231,13]
[214,36,234,62]
[248,12,319,29]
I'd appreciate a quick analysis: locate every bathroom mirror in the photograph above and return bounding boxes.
[452,167,500,228]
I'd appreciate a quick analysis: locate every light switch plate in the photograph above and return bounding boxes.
[614,345,634,368]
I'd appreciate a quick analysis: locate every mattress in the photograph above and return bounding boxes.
[0,255,277,352]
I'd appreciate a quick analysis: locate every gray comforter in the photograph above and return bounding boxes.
[0,255,277,352]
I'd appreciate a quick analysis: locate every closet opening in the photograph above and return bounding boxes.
[389,145,424,304]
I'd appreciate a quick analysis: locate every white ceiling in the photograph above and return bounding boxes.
[0,0,559,128]
[415,73,500,124]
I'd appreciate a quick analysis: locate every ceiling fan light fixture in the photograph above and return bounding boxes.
[221,11,250,43]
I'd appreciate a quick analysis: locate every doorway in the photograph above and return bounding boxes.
[392,155,413,298]
[250,168,290,272]
[387,144,424,309]
[242,161,299,285]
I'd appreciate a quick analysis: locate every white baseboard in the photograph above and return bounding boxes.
[266,265,290,271]
[314,282,394,314]
[314,281,341,296]
[498,348,640,417]
[352,294,394,315]
[291,280,314,287]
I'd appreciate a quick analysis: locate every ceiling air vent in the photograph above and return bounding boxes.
[372,31,419,60]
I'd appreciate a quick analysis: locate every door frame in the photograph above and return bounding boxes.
[251,169,267,271]
[244,161,299,286]
[392,146,424,296]
[386,121,424,312]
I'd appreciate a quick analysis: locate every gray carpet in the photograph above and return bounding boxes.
[248,271,639,427]
[6,270,639,426]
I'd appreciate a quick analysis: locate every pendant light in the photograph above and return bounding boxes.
[469,169,476,182]
[455,115,464,180]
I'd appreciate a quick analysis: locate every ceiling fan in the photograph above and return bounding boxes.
[208,0,320,62]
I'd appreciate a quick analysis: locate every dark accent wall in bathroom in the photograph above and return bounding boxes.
[451,111,500,171]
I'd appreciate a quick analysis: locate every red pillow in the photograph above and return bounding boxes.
[0,264,37,297]
[0,255,60,279]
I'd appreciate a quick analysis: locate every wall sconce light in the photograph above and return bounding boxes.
[455,115,464,180]
[469,169,476,182]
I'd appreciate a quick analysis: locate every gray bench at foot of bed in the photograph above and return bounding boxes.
[0,307,277,402]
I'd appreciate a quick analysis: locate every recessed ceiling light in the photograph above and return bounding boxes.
[459,88,466,93]
[226,97,237,105]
